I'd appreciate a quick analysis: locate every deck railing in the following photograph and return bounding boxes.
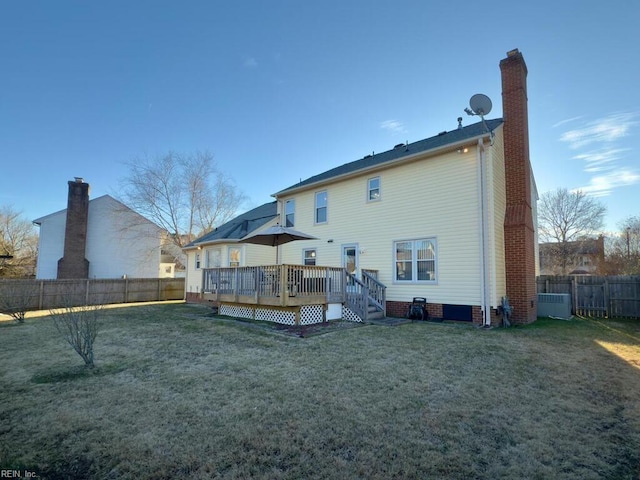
[363,270,386,317]
[202,265,347,307]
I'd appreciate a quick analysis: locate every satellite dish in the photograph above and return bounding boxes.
[469,94,492,116]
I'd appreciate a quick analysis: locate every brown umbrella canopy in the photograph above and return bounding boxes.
[238,225,317,263]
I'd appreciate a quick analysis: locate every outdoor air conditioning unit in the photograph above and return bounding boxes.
[537,293,572,319]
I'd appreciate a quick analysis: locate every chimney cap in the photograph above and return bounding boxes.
[506,48,520,57]
[74,177,84,183]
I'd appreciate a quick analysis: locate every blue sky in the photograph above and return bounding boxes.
[1,1,638,233]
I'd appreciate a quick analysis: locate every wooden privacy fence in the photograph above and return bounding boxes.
[537,275,640,319]
[0,277,185,311]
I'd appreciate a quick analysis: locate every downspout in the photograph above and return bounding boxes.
[477,139,492,326]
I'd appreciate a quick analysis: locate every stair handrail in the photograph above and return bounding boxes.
[362,270,386,317]
[345,271,368,322]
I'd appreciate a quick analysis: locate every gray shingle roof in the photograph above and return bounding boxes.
[185,201,278,248]
[275,118,503,195]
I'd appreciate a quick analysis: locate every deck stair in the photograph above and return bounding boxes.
[345,271,386,323]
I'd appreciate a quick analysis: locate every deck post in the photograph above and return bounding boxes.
[234,268,239,303]
[280,264,287,307]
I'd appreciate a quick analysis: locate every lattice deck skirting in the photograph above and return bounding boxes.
[218,303,363,325]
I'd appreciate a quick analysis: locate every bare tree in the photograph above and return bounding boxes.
[0,206,38,278]
[603,216,640,274]
[538,188,607,274]
[51,303,102,368]
[119,151,246,253]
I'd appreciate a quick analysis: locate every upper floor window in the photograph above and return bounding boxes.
[303,249,317,266]
[285,199,295,227]
[368,177,381,201]
[394,238,437,282]
[315,191,327,224]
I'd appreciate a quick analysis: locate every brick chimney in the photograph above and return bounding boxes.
[500,49,537,324]
[57,178,90,279]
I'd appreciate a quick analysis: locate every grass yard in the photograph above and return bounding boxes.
[1,303,639,479]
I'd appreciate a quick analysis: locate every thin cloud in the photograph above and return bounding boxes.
[560,112,638,149]
[560,112,639,197]
[573,148,630,173]
[380,120,406,134]
[552,115,584,128]
[573,169,640,197]
[244,57,258,68]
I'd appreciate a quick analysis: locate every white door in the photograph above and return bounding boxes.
[342,244,359,290]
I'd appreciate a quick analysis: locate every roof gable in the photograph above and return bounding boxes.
[33,195,162,231]
[275,118,503,196]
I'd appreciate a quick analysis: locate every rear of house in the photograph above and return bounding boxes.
[188,49,538,326]
[273,122,510,324]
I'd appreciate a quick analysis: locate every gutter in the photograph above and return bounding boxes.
[273,129,499,198]
[477,138,492,326]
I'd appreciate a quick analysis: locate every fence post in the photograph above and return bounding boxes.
[571,276,578,315]
[124,276,129,303]
[158,278,162,301]
[604,277,610,318]
[85,279,90,306]
[39,280,44,310]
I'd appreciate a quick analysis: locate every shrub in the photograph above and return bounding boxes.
[51,304,102,368]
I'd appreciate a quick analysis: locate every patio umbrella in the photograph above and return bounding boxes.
[238,224,317,264]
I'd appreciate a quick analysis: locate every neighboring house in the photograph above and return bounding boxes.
[33,179,168,279]
[539,236,605,275]
[191,49,539,325]
[183,201,278,300]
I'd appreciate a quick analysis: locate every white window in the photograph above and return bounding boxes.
[368,177,381,201]
[303,249,317,266]
[228,247,242,267]
[206,248,222,268]
[195,252,201,269]
[394,238,436,282]
[315,191,327,224]
[285,199,295,227]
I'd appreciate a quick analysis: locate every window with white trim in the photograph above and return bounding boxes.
[368,176,381,201]
[303,249,317,266]
[228,247,242,267]
[195,252,201,269]
[285,199,295,227]
[206,248,222,268]
[394,238,436,282]
[315,191,327,224]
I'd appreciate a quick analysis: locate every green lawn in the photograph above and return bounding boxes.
[1,303,639,479]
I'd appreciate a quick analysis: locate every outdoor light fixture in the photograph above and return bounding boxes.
[457,147,469,154]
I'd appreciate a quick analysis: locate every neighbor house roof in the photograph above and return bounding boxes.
[32,194,162,231]
[184,201,278,248]
[275,118,503,196]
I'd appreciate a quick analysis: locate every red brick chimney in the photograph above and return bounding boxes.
[500,49,537,324]
[57,178,90,279]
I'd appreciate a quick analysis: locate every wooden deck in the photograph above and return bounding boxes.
[201,265,347,307]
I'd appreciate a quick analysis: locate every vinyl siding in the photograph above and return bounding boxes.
[85,197,161,279]
[35,212,66,279]
[278,148,484,305]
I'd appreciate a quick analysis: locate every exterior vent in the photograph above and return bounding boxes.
[537,293,571,319]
